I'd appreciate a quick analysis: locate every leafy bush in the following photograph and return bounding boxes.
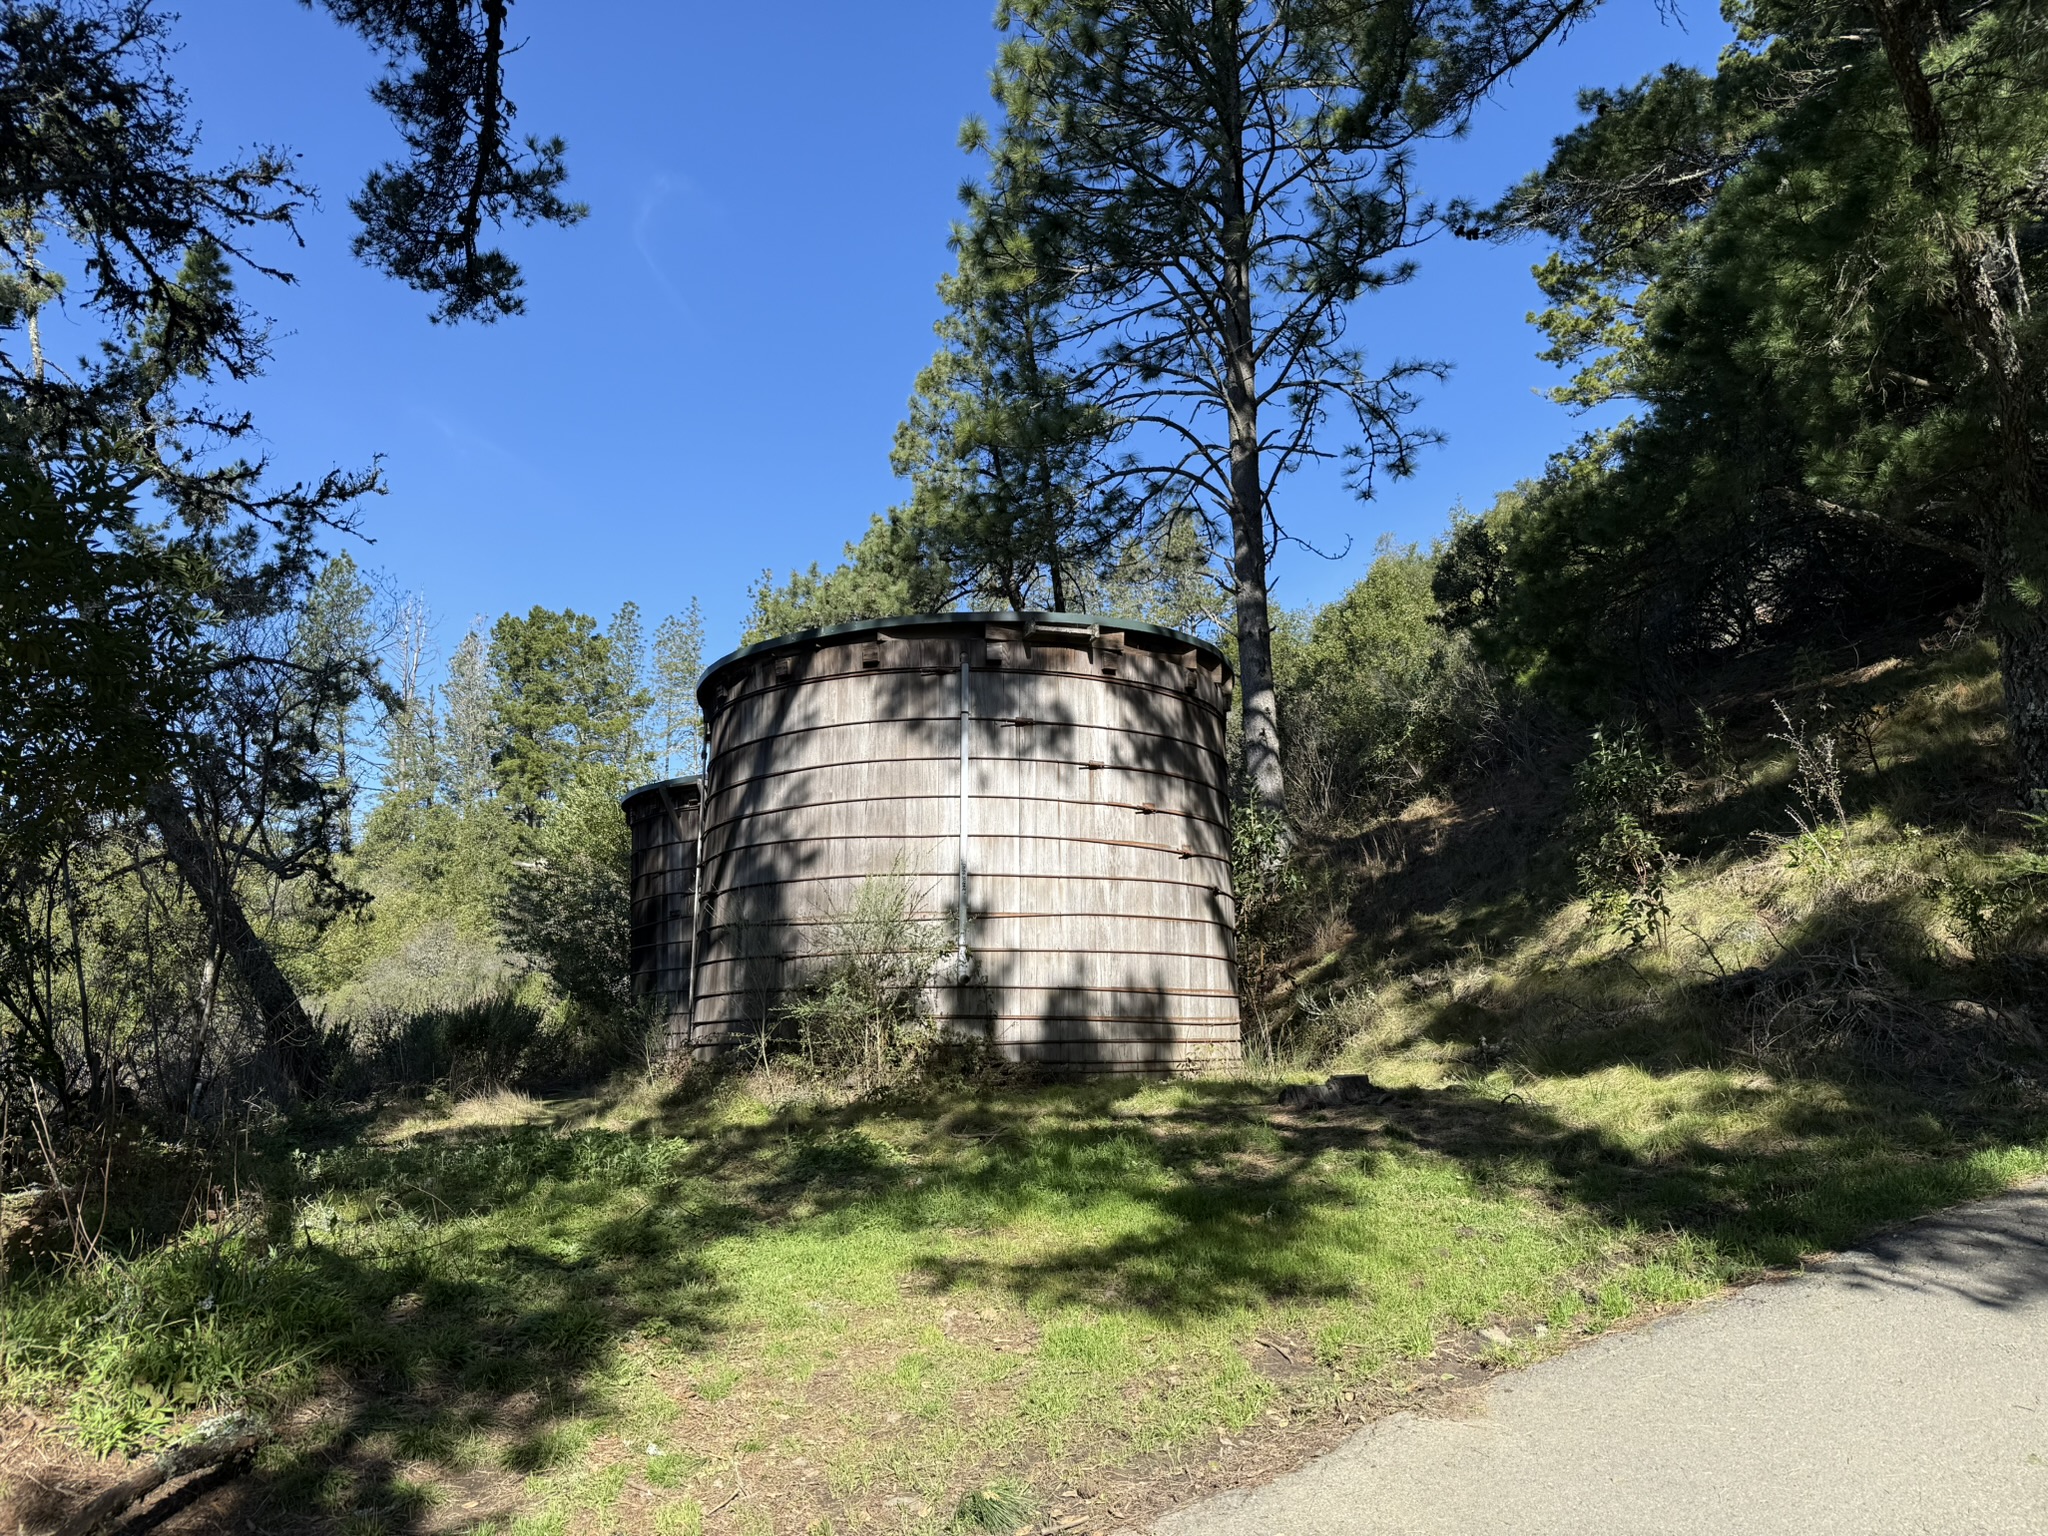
[1946,798,2048,965]
[1232,799,1308,1055]
[1275,544,1492,832]
[779,872,954,1082]
[344,990,544,1095]
[500,774,633,1017]
[1570,725,1677,947]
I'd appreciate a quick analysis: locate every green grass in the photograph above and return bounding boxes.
[6,634,2045,1534]
[9,1061,2042,1533]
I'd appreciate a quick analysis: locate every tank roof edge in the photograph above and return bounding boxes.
[619,775,703,808]
[697,610,1230,706]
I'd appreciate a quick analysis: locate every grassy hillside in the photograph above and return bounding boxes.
[3,629,2043,1536]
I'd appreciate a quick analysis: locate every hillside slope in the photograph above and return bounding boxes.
[1273,628,2044,1130]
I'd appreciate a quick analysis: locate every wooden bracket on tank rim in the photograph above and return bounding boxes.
[1090,628,1126,675]
[1017,617,1095,655]
[982,622,1023,666]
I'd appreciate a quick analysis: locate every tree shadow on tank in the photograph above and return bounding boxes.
[695,642,977,1058]
[961,624,1238,1072]
[693,620,1239,1073]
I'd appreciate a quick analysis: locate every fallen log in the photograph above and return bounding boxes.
[49,1416,260,1536]
[1276,1073,1380,1110]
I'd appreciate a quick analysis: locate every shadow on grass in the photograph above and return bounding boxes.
[893,1073,2048,1330]
[13,1017,2046,1534]
[5,1106,749,1534]
[15,626,2044,1530]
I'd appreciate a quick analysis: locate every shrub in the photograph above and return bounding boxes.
[1770,701,1850,873]
[1274,545,1491,832]
[1946,797,2048,966]
[1570,724,1677,947]
[500,774,632,1017]
[779,871,953,1083]
[343,988,544,1095]
[1232,800,1308,1055]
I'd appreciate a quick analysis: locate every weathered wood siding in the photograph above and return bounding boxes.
[686,614,1238,1072]
[623,777,700,1057]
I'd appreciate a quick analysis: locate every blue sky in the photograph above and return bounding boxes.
[159,1,1733,665]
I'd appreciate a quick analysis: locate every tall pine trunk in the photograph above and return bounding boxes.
[1230,432,1285,821]
[1957,231,2047,800]
[1874,7,2048,801]
[1997,605,2048,798]
[144,782,325,1096]
[1216,1,1287,828]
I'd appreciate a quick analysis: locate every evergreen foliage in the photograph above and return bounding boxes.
[758,1,1616,815]
[305,0,586,321]
[651,600,706,779]
[500,771,635,1021]
[1568,724,1677,948]
[1275,542,1485,830]
[485,607,641,820]
[1473,2,2048,789]
[891,247,1134,611]
[743,513,953,643]
[0,0,580,1104]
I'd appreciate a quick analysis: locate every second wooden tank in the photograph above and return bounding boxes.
[622,776,701,1056]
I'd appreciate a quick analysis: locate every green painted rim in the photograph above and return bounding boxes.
[698,610,1230,707]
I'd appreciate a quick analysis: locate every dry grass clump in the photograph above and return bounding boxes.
[380,1085,551,1141]
[1719,946,2042,1093]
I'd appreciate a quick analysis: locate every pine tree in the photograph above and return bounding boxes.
[1,0,582,1096]
[652,601,706,780]
[892,247,1132,610]
[298,552,380,847]
[963,0,1588,822]
[1487,1,2048,794]
[377,590,440,828]
[441,624,499,812]
[603,600,651,776]
[305,0,587,321]
[743,514,954,643]
[487,607,634,818]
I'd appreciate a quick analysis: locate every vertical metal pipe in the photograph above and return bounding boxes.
[957,652,972,974]
[688,731,710,1057]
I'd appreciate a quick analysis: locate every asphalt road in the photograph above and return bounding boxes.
[1158,1183,2048,1536]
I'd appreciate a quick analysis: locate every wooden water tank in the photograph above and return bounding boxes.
[688,613,1238,1072]
[622,776,700,1056]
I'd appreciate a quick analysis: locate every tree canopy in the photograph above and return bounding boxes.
[1457,0,2044,791]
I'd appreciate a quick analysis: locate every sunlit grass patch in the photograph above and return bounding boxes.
[6,1061,2042,1531]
